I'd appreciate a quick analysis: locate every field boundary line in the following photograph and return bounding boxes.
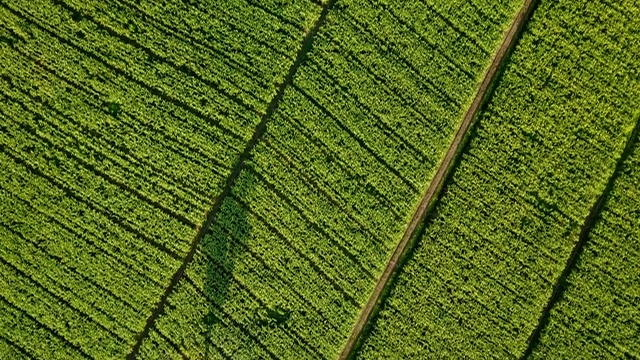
[338,0,538,358]
[125,1,336,358]
[520,113,640,359]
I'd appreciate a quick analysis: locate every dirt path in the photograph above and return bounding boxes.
[338,1,538,358]
[126,1,336,358]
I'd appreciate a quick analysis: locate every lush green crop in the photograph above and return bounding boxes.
[355,0,640,358]
[0,0,320,357]
[4,0,637,358]
[529,132,640,358]
[139,0,523,358]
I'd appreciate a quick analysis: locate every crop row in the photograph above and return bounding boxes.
[355,0,640,358]
[0,0,321,357]
[137,0,524,358]
[5,0,318,114]
[0,36,238,214]
[529,129,640,358]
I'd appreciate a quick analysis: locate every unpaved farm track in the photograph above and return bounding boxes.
[338,0,538,358]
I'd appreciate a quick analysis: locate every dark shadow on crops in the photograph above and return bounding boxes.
[201,164,292,358]
[200,167,253,359]
[126,0,334,354]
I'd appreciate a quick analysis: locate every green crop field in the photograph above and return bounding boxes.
[528,132,640,358]
[354,0,640,358]
[0,0,320,357]
[0,0,638,359]
[136,1,525,358]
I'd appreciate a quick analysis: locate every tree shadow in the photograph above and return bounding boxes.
[200,164,291,358]
[200,168,252,359]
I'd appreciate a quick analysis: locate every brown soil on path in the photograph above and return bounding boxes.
[338,1,538,358]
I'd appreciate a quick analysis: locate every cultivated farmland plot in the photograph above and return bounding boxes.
[138,0,526,358]
[355,0,640,358]
[529,132,640,358]
[0,0,639,359]
[0,0,321,357]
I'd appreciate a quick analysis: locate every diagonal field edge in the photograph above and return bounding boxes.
[126,1,336,358]
[520,113,640,359]
[338,0,538,358]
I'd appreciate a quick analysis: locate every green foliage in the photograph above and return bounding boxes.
[142,0,524,358]
[356,0,640,358]
[0,0,320,357]
[4,0,637,358]
[530,135,640,358]
[107,101,121,117]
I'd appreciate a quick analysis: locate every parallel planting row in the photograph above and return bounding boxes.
[355,0,640,358]
[137,0,524,358]
[529,130,640,358]
[0,0,321,357]
[5,0,636,358]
